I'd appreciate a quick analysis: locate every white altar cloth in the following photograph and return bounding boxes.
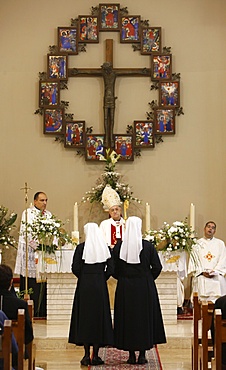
[36,250,187,277]
[36,249,74,274]
[158,250,188,278]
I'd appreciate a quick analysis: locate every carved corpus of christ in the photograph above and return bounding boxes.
[69,40,151,148]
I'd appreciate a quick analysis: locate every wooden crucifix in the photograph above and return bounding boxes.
[68,39,151,148]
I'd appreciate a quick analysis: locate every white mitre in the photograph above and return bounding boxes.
[102,184,121,211]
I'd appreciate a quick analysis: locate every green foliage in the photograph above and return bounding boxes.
[82,149,141,204]
[16,288,34,299]
[144,218,197,253]
[0,206,17,248]
[23,211,75,254]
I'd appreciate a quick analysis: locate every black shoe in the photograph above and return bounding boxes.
[137,356,148,365]
[177,307,184,315]
[91,356,104,366]
[80,356,91,366]
[127,354,136,365]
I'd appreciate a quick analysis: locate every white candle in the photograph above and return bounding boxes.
[146,203,151,231]
[190,203,195,233]
[73,202,78,231]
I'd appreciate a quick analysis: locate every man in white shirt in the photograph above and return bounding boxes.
[14,191,51,317]
[99,185,125,248]
[188,221,226,302]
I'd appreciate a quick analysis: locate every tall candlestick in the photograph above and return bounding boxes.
[190,203,195,234]
[146,203,151,231]
[73,202,78,231]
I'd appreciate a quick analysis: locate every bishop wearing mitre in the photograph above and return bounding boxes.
[99,185,125,249]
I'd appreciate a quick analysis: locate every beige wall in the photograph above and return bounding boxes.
[0,0,226,267]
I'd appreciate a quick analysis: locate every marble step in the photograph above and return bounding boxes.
[33,319,193,351]
[33,330,192,351]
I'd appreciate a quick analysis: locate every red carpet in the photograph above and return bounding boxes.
[177,312,193,320]
[90,346,162,370]
[177,306,193,320]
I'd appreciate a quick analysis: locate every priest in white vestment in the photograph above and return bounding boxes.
[99,185,125,248]
[14,191,51,317]
[188,221,226,302]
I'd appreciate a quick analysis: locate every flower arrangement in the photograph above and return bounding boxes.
[25,211,73,254]
[144,218,196,254]
[82,149,141,204]
[0,206,17,248]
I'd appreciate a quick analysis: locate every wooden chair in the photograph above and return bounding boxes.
[211,309,226,370]
[12,308,25,370]
[191,293,214,370]
[198,300,214,370]
[0,319,12,370]
[26,300,36,370]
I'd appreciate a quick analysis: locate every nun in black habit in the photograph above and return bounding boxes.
[68,222,114,366]
[113,216,166,365]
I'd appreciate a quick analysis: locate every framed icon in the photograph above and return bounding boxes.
[155,108,175,134]
[141,27,161,54]
[99,3,120,31]
[85,135,105,160]
[79,16,99,42]
[151,54,172,81]
[114,134,134,161]
[64,121,85,148]
[134,121,155,148]
[58,27,78,55]
[159,81,180,107]
[39,81,60,107]
[43,107,64,135]
[47,54,68,80]
[120,16,140,43]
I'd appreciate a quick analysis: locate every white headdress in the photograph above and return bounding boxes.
[120,216,143,264]
[82,222,111,264]
[101,184,121,211]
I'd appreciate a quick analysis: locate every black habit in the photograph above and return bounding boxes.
[113,240,166,351]
[68,242,114,346]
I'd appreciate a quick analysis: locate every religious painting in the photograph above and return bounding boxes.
[85,135,105,161]
[39,81,60,107]
[154,108,175,135]
[151,54,172,81]
[58,27,78,55]
[141,27,161,55]
[134,121,155,148]
[120,16,141,43]
[99,3,120,31]
[159,81,180,108]
[114,135,134,161]
[79,16,99,43]
[47,54,68,80]
[43,107,64,135]
[64,121,85,148]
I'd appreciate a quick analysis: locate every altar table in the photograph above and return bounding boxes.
[36,250,187,324]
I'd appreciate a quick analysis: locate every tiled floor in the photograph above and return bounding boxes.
[33,318,193,370]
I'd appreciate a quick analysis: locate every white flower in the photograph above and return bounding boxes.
[98,154,107,161]
[173,221,183,226]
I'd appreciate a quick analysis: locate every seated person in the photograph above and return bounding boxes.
[188,221,226,302]
[0,309,18,370]
[0,264,34,346]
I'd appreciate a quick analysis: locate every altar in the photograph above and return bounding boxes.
[36,249,187,324]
